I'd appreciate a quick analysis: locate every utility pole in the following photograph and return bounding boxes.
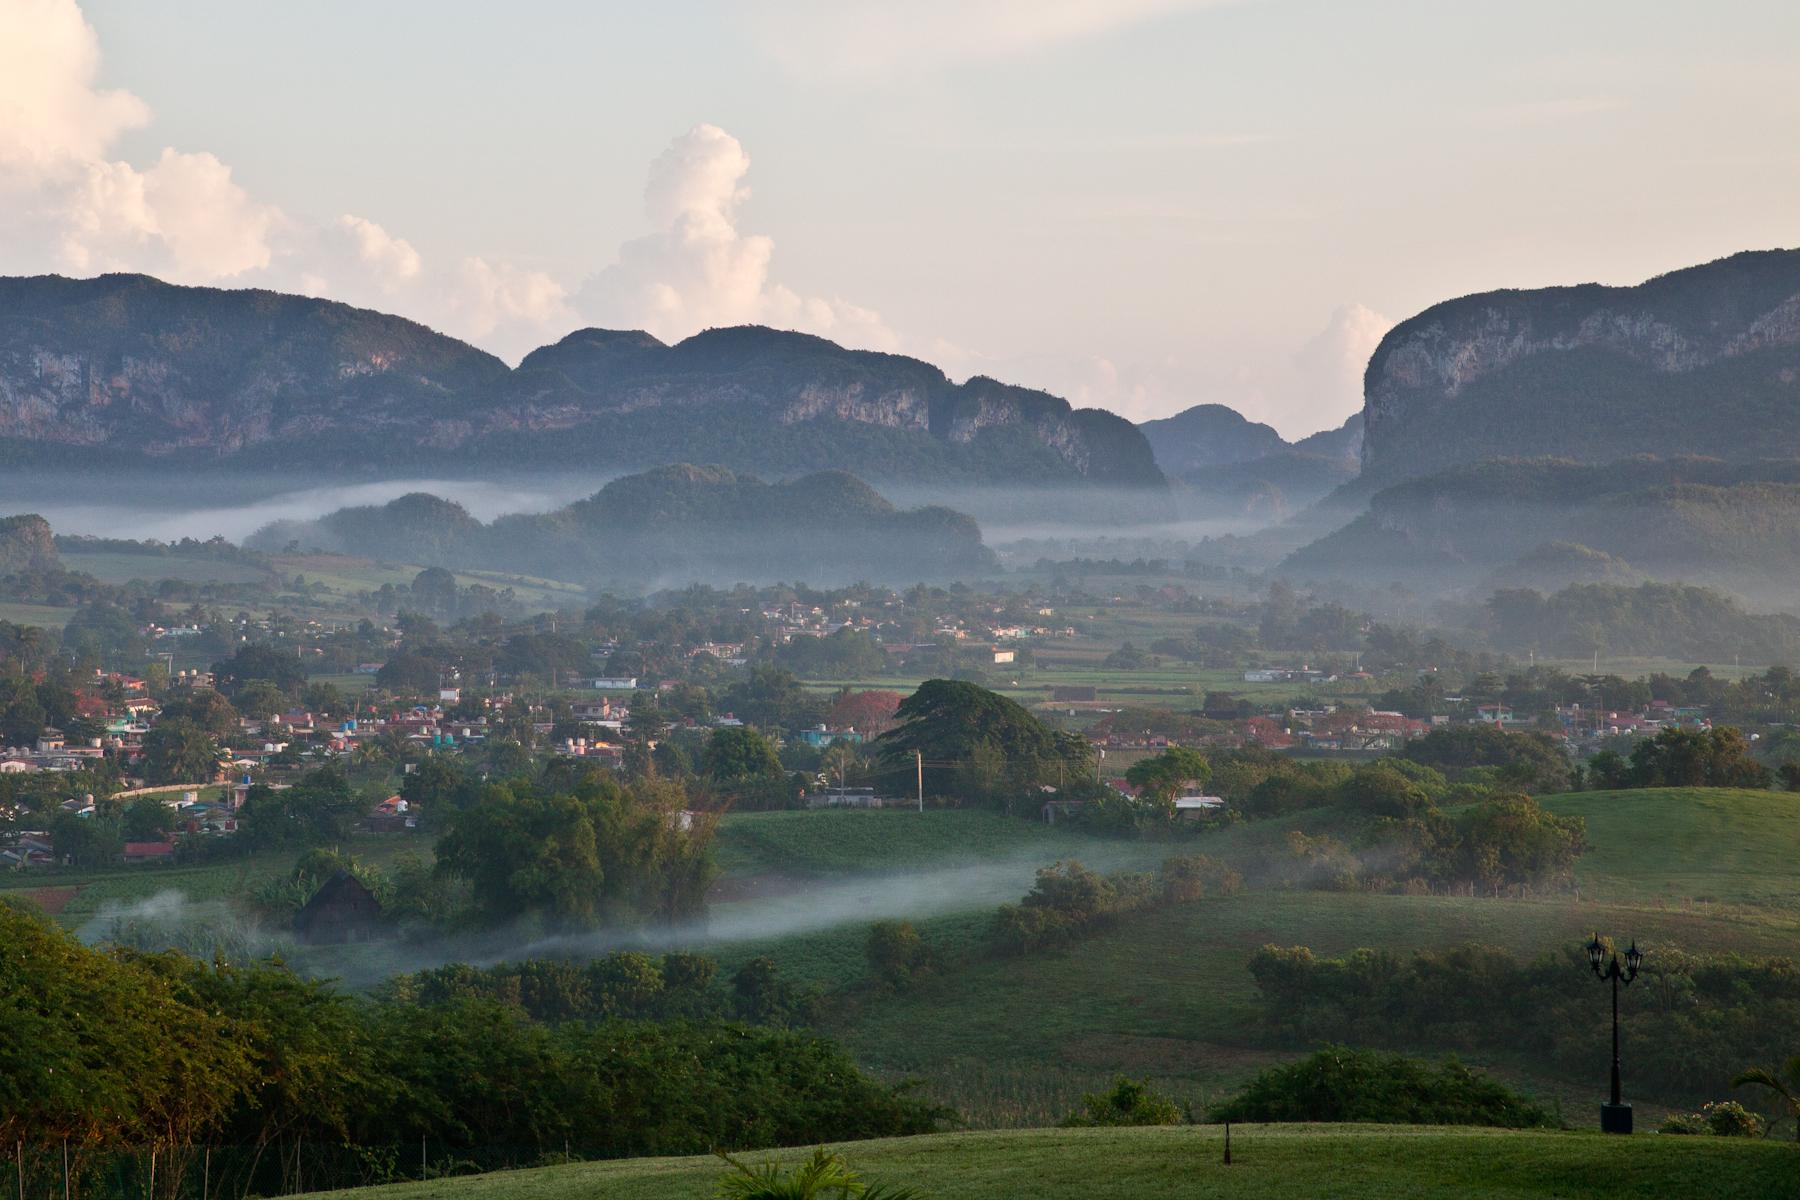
[915,748,923,812]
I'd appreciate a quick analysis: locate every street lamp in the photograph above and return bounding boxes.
[1585,932,1643,1133]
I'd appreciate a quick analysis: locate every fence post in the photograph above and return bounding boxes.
[420,1136,426,1184]
[16,1140,23,1200]
[147,1148,155,1200]
[61,1140,68,1200]
[202,1149,210,1200]
[1223,1122,1231,1165]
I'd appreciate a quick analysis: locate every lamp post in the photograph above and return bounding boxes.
[1585,932,1643,1133]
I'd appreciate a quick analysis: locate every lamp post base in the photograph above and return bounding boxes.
[1600,1102,1633,1134]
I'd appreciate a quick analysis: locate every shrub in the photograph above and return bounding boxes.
[1209,1046,1556,1128]
[1063,1077,1185,1127]
[1704,1100,1765,1137]
[867,920,931,989]
[1160,854,1241,902]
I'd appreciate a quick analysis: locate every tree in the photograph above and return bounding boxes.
[1733,1055,1800,1142]
[705,726,783,786]
[1124,747,1211,806]
[158,688,242,738]
[240,767,367,849]
[122,794,177,841]
[876,679,1090,806]
[212,643,307,695]
[866,920,929,989]
[434,774,716,930]
[142,718,222,784]
[1626,726,1770,789]
[827,689,902,737]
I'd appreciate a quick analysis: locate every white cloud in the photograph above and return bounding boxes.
[0,0,575,358]
[452,256,572,341]
[743,0,1227,80]
[0,0,146,181]
[575,123,898,351]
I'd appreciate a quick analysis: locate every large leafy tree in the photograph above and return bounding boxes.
[1124,747,1212,805]
[875,679,1091,806]
[434,773,716,930]
[142,717,222,784]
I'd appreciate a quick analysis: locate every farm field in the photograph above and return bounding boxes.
[10,787,1799,1129]
[58,550,272,585]
[307,1126,1800,1200]
[0,601,73,628]
[268,554,587,611]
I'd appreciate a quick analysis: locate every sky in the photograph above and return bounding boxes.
[3,1,1799,437]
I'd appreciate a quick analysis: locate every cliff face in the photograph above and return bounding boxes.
[0,275,1163,487]
[0,274,508,455]
[1361,249,1800,482]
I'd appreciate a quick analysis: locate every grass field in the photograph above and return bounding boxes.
[0,601,74,628]
[59,550,272,585]
[698,790,1800,1125]
[310,1126,1800,1200]
[1543,788,1800,910]
[10,787,1798,1130]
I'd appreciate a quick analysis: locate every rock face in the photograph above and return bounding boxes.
[1361,249,1800,482]
[0,274,1162,487]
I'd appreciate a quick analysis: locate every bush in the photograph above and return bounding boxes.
[1704,1100,1766,1137]
[1209,1046,1555,1128]
[867,920,931,989]
[1063,1077,1185,1127]
[1160,854,1241,902]
[1663,1101,1764,1137]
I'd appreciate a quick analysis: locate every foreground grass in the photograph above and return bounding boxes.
[312,1126,1800,1200]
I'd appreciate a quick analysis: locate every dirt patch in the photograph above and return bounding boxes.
[11,886,79,915]
[1060,1035,1281,1075]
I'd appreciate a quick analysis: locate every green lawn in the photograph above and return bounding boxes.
[310,1126,1800,1200]
[1542,788,1800,910]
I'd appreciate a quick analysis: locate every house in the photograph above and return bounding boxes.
[797,725,864,750]
[1173,795,1226,821]
[293,871,384,944]
[121,840,176,864]
[990,647,1016,665]
[591,677,639,691]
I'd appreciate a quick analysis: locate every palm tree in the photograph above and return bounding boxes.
[715,1149,923,1199]
[1734,1055,1800,1141]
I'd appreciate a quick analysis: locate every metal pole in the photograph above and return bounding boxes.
[915,749,923,812]
[203,1150,210,1200]
[1610,963,1622,1106]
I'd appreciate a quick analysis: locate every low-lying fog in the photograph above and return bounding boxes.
[0,474,616,543]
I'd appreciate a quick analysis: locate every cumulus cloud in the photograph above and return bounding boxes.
[0,0,146,180]
[743,0,1226,80]
[0,0,571,357]
[575,123,897,351]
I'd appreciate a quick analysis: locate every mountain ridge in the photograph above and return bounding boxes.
[0,273,1162,488]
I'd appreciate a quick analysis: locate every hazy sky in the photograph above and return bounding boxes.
[4,1,1798,437]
